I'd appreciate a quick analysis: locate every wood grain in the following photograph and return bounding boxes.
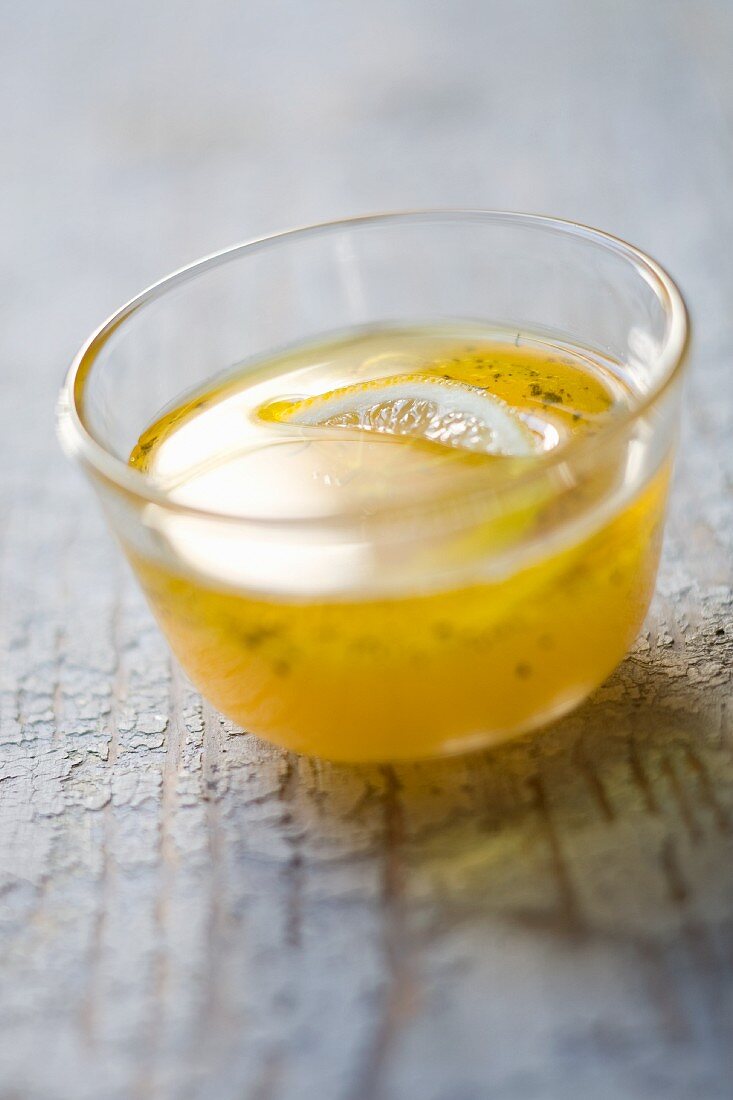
[0,1,731,1097]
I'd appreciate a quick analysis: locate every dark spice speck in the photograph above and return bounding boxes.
[238,625,282,649]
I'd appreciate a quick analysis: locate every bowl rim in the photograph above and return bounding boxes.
[57,208,690,528]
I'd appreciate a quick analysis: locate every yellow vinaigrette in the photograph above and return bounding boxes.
[129,328,667,761]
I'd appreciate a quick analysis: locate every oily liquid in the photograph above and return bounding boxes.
[129,328,668,761]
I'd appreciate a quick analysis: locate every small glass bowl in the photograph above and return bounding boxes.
[58,211,688,762]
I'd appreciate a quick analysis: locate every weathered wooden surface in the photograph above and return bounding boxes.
[1,2,732,1097]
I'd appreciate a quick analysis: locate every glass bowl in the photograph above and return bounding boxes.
[58,211,688,761]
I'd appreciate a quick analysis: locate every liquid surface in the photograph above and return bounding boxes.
[131,327,624,523]
[128,327,666,761]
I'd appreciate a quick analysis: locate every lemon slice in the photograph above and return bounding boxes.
[269,375,537,457]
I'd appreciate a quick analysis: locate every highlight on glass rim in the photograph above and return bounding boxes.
[59,211,689,763]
